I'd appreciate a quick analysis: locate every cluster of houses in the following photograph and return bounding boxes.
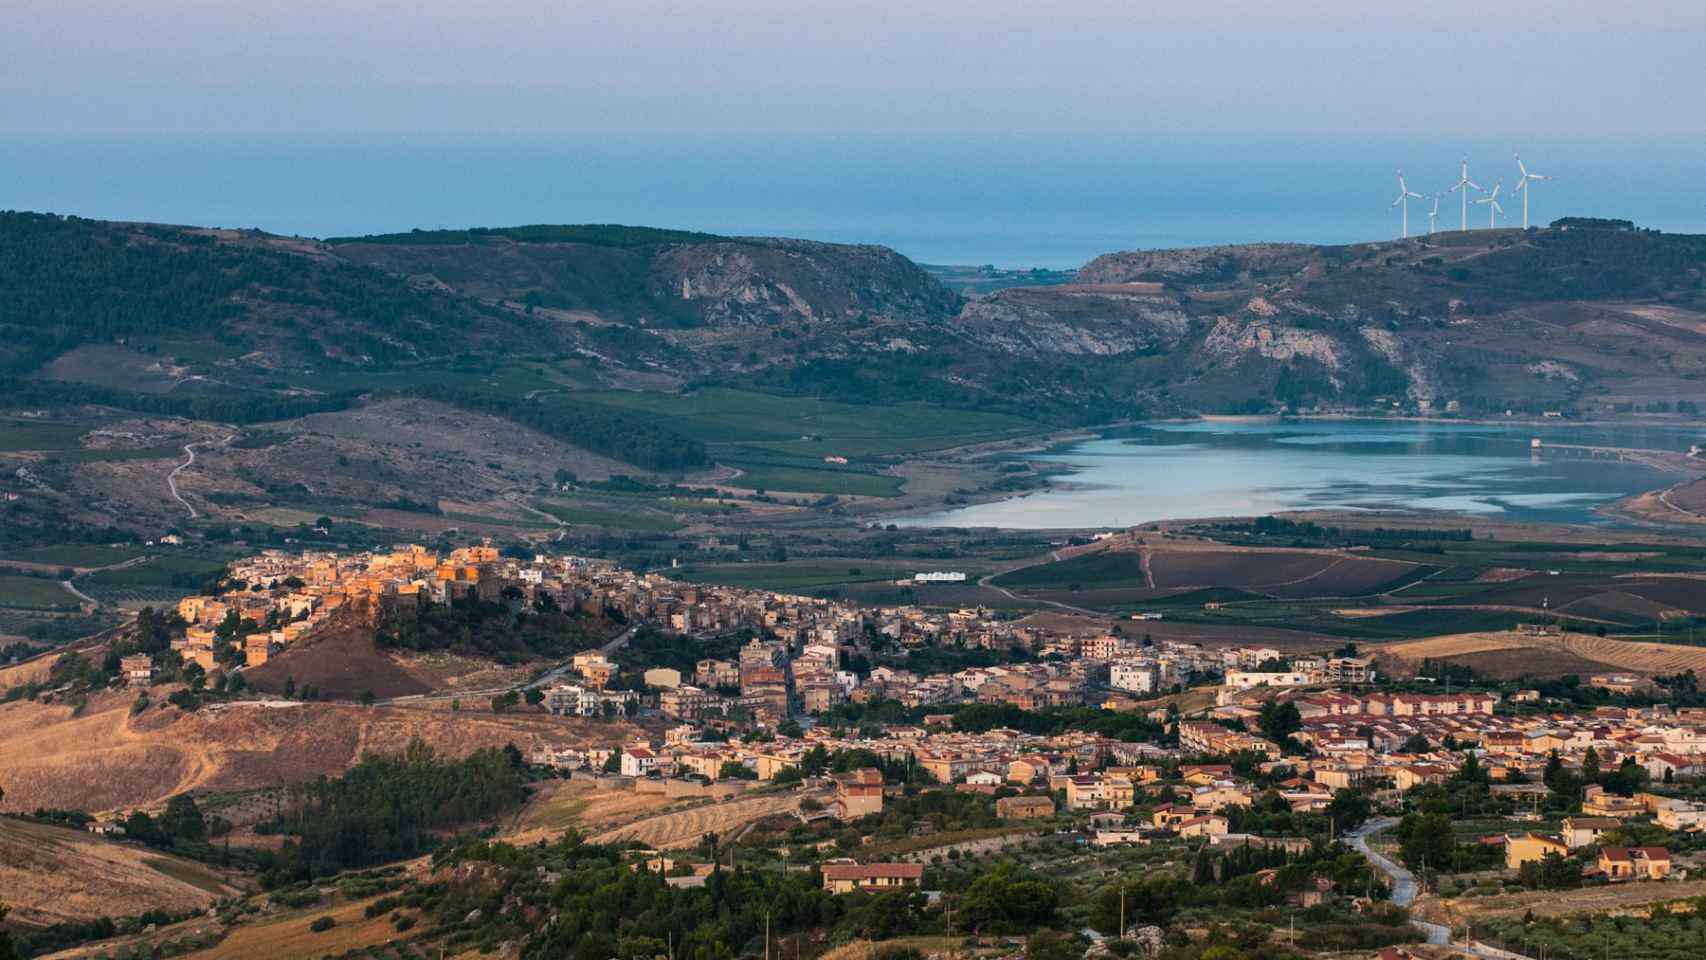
[155,547,1381,724]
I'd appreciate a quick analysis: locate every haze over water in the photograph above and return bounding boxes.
[899,421,1705,530]
[2,136,1701,268]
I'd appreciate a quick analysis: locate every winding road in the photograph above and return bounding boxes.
[166,436,233,519]
[1347,817,1450,946]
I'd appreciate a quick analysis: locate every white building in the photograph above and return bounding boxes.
[1110,660,1159,695]
[1224,671,1312,690]
[913,571,967,583]
[621,747,659,778]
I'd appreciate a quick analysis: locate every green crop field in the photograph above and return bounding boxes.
[674,562,924,593]
[0,575,79,610]
[1,545,144,568]
[722,462,904,497]
[565,387,1039,453]
[75,555,230,606]
[992,552,1148,590]
[0,418,87,452]
[535,501,685,532]
[43,444,186,464]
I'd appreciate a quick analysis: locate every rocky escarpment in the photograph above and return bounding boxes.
[951,285,1192,356]
[334,231,958,330]
[655,238,960,327]
[1077,243,1315,285]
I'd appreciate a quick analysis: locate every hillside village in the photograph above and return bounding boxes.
[109,547,1706,880]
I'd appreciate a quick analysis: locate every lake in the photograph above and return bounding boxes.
[897,420,1705,530]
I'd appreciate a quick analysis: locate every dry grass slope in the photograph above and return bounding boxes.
[0,691,646,814]
[1378,629,1706,677]
[0,817,242,928]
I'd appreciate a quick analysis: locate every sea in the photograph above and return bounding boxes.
[2,135,1702,269]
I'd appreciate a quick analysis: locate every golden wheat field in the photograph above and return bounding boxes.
[1378,630,1706,676]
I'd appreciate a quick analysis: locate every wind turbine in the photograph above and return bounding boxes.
[1448,158,1482,231]
[1391,169,1423,238]
[1427,194,1441,235]
[1474,180,1505,228]
[1512,150,1552,229]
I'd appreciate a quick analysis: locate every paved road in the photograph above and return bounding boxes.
[1347,817,1450,946]
[977,574,1102,616]
[167,436,231,519]
[59,578,100,609]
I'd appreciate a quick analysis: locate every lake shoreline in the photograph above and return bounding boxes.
[891,419,1706,532]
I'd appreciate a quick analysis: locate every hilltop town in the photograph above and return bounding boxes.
[73,545,1706,878]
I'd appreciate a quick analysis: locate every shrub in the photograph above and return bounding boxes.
[309,916,335,932]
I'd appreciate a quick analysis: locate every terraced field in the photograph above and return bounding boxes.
[586,791,809,849]
[1379,629,1706,677]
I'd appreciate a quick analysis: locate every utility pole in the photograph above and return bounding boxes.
[764,911,770,960]
[1119,887,1125,940]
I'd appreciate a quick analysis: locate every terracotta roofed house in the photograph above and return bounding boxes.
[821,862,924,894]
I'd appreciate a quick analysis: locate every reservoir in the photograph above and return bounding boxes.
[900,420,1704,530]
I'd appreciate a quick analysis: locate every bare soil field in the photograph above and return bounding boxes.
[0,817,242,928]
[242,618,431,700]
[502,777,681,844]
[0,691,644,814]
[283,397,642,484]
[1149,550,1341,589]
[1416,878,1706,923]
[172,893,403,960]
[1433,648,1620,680]
[1377,630,1706,678]
[586,790,810,849]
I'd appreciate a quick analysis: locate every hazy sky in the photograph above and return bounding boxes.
[4,0,1703,138]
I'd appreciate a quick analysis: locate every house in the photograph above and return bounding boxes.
[1176,815,1230,839]
[120,655,153,683]
[996,795,1056,820]
[1657,801,1706,831]
[831,768,884,819]
[1504,832,1569,870]
[1582,785,1646,819]
[1151,804,1196,829]
[643,667,683,689]
[1560,817,1620,849]
[821,862,924,894]
[1065,775,1109,811]
[1093,829,1153,846]
[1007,755,1061,785]
[1598,846,1671,881]
[620,747,659,778]
[963,770,1004,788]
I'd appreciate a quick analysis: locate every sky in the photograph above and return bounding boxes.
[3,0,1702,139]
[1,2,1702,265]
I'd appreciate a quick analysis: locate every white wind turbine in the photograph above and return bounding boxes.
[1512,150,1552,229]
[1391,169,1423,238]
[1475,179,1505,228]
[1448,157,1482,231]
[1427,194,1441,235]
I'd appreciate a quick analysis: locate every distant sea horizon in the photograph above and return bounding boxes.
[3,134,1702,269]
